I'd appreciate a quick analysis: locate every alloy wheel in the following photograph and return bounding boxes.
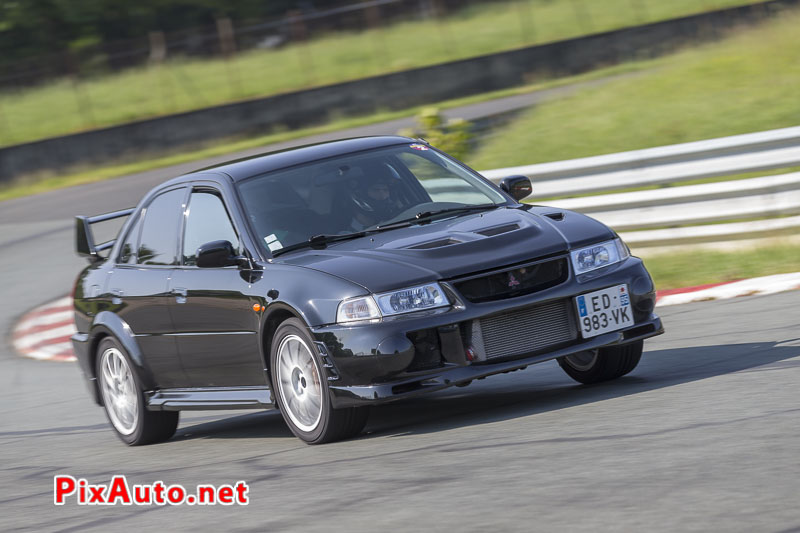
[99,347,139,436]
[276,334,323,432]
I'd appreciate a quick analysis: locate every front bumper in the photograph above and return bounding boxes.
[312,256,664,408]
[328,316,662,408]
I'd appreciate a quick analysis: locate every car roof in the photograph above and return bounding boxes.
[194,135,416,182]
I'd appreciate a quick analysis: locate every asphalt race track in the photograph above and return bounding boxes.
[2,120,800,531]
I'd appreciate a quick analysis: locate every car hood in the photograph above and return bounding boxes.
[277,206,614,293]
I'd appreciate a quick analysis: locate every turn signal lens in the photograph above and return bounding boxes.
[336,296,380,324]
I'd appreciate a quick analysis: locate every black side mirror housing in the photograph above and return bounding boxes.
[196,240,242,268]
[499,175,532,202]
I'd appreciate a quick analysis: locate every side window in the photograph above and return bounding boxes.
[182,191,240,266]
[117,213,142,264]
[137,188,185,266]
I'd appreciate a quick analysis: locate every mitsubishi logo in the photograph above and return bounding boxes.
[508,272,521,288]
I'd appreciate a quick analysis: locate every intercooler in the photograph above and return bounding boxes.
[466,299,577,361]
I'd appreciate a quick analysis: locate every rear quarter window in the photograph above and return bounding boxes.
[117,213,142,264]
[137,188,185,266]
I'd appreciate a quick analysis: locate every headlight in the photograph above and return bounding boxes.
[336,283,450,324]
[375,282,449,316]
[570,238,629,275]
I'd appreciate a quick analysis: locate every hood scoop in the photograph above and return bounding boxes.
[405,223,522,250]
[407,238,463,250]
[474,223,519,237]
[544,212,565,221]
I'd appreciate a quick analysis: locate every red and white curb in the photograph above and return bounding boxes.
[11,296,77,362]
[9,272,800,362]
[654,272,800,307]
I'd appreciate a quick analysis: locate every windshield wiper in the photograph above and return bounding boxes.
[271,232,367,256]
[271,204,501,256]
[271,222,418,256]
[376,203,501,229]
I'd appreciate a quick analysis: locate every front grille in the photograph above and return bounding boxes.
[453,257,568,303]
[467,299,577,360]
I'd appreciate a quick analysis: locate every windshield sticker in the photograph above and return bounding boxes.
[265,234,283,252]
[409,143,429,151]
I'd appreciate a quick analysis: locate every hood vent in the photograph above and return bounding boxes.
[544,212,565,221]
[475,223,519,237]
[408,238,462,250]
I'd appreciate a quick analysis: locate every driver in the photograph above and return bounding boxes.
[350,172,405,229]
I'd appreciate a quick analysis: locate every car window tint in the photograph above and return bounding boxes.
[238,144,506,251]
[397,152,491,204]
[183,191,239,266]
[137,188,184,266]
[117,213,142,264]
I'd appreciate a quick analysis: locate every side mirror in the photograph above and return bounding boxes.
[499,175,532,202]
[196,240,242,268]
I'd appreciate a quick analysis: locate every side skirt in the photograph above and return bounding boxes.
[145,386,274,411]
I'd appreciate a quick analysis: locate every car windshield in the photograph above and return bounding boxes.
[237,143,508,254]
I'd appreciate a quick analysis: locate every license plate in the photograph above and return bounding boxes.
[574,284,634,338]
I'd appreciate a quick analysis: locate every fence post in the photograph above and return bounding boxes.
[148,31,167,63]
[64,52,96,129]
[364,1,389,73]
[146,31,175,113]
[431,0,456,59]
[287,10,316,86]
[569,0,593,34]
[0,98,7,145]
[71,78,96,129]
[418,0,435,20]
[629,0,649,25]
[516,0,536,45]
[216,17,242,98]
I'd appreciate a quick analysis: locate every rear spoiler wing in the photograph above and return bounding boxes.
[75,208,135,262]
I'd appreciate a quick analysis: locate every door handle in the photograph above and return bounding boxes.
[172,287,188,304]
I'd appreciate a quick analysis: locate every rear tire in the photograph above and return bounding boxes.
[558,340,643,385]
[96,337,178,445]
[270,318,369,444]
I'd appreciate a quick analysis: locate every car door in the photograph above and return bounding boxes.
[168,187,265,387]
[106,186,190,388]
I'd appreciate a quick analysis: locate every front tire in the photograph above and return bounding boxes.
[270,318,368,444]
[96,337,178,445]
[558,340,643,384]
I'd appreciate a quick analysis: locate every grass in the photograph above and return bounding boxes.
[0,63,648,202]
[644,242,800,290]
[466,9,800,169]
[0,0,763,147]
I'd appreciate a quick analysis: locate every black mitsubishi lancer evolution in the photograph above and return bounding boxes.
[71,136,663,445]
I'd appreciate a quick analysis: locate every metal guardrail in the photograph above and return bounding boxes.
[479,126,800,247]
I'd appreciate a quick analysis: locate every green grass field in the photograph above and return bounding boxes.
[0,0,761,147]
[644,242,800,290]
[466,9,800,169]
[0,64,646,202]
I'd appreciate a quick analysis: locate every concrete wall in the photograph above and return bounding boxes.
[1,0,795,182]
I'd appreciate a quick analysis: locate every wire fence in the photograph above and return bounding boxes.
[0,0,776,147]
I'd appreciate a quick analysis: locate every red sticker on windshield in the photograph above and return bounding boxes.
[409,143,429,151]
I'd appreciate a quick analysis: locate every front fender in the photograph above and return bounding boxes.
[260,263,369,326]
